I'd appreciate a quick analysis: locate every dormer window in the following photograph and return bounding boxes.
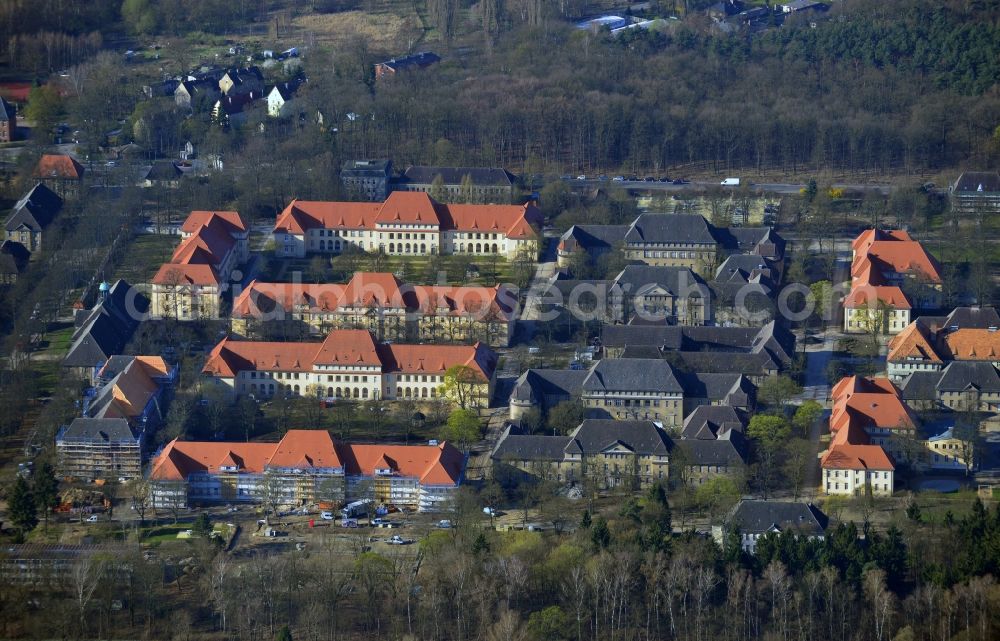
[374,467,393,476]
[220,465,238,472]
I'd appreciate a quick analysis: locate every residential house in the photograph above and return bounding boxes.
[141,161,183,188]
[212,90,262,126]
[950,171,1000,216]
[341,159,393,201]
[56,418,142,481]
[709,253,782,326]
[272,191,542,260]
[714,500,828,554]
[174,79,220,109]
[4,183,63,252]
[374,52,441,80]
[63,280,149,380]
[0,545,133,586]
[267,79,304,118]
[0,240,29,284]
[0,95,15,142]
[32,154,85,197]
[609,264,712,325]
[622,213,784,278]
[218,67,263,96]
[151,210,249,321]
[509,357,755,428]
[491,419,671,489]
[821,376,900,496]
[393,166,517,204]
[557,224,630,269]
[201,329,498,406]
[924,427,974,473]
[843,229,943,335]
[887,307,1000,379]
[149,430,465,511]
[231,273,516,346]
[780,0,828,12]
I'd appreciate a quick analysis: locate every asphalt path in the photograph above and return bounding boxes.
[562,177,897,196]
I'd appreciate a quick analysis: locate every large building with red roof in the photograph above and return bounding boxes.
[272,191,542,260]
[821,376,905,496]
[201,329,497,406]
[148,429,465,511]
[151,210,248,320]
[231,272,517,346]
[843,229,942,335]
[33,154,85,197]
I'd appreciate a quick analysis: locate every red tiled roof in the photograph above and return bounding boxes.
[339,441,464,485]
[33,154,84,180]
[201,331,497,381]
[181,211,246,235]
[152,263,220,286]
[821,444,895,471]
[887,322,942,363]
[843,285,912,309]
[149,430,464,485]
[273,193,541,239]
[232,274,514,320]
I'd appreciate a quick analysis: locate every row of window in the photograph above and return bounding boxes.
[642,251,703,259]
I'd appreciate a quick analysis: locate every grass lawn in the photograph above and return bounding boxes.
[113,234,179,284]
[266,252,521,287]
[142,524,192,545]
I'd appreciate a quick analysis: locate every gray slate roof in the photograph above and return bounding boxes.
[624,213,717,245]
[561,225,628,252]
[727,499,828,537]
[602,322,794,363]
[940,307,1000,330]
[677,434,748,466]
[936,361,1000,393]
[4,183,63,233]
[678,372,755,406]
[492,433,571,461]
[569,419,672,456]
[401,166,515,186]
[341,159,392,177]
[612,265,709,298]
[511,369,590,404]
[953,171,1000,194]
[0,96,14,122]
[681,405,748,440]
[582,358,683,393]
[59,417,136,443]
[64,280,149,368]
[0,239,29,274]
[899,371,940,401]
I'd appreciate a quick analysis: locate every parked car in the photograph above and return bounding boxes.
[371,517,387,526]
[320,511,334,520]
[386,535,412,545]
[576,175,586,180]
[341,518,359,528]
[612,175,625,182]
[483,507,500,517]
[437,519,452,529]
[85,515,100,523]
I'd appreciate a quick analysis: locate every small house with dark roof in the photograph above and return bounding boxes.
[393,166,517,204]
[0,240,29,284]
[267,79,304,118]
[714,499,828,553]
[951,171,1000,216]
[375,52,440,80]
[56,417,141,481]
[0,95,16,142]
[4,183,63,252]
[174,78,221,109]
[491,419,671,489]
[141,161,183,188]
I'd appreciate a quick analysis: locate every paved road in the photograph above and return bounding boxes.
[517,236,559,341]
[562,177,897,196]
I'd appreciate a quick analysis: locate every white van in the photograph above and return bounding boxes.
[721,178,740,186]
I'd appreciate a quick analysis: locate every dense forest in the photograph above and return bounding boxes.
[2,0,999,177]
[3,492,1000,641]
